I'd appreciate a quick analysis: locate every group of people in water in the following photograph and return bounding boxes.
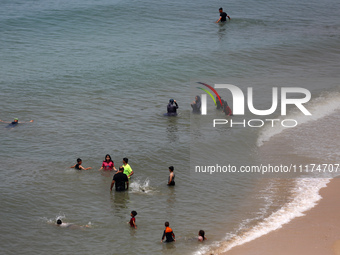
[166,94,232,116]
[70,155,134,191]
[5,6,232,247]
[67,154,206,242]
[160,222,207,242]
[56,214,206,243]
[70,154,172,191]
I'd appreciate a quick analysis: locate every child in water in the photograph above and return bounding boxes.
[71,158,92,170]
[129,211,137,229]
[161,222,175,242]
[198,230,206,241]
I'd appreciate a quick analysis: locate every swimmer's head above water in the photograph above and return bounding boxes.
[57,219,62,225]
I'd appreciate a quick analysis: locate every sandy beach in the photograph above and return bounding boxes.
[216,178,340,255]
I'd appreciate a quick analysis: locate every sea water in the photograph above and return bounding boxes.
[0,0,339,254]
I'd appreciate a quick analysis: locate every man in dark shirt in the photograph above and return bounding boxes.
[216,7,231,23]
[110,166,129,191]
[166,99,179,116]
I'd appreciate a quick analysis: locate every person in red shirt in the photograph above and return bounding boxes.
[129,211,137,229]
[99,154,117,171]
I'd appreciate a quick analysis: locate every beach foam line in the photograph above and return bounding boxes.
[195,178,330,255]
[257,91,340,147]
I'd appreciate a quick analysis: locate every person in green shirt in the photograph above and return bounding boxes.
[122,157,134,179]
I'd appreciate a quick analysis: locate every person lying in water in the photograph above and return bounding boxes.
[0,118,34,128]
[56,219,90,229]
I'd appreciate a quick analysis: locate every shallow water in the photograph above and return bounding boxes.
[0,0,339,254]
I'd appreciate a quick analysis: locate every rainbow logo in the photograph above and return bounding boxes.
[196,82,223,115]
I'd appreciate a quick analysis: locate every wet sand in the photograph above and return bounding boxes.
[220,178,340,255]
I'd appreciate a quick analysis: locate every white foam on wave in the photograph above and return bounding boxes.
[257,91,340,147]
[194,178,330,255]
[129,178,153,194]
[226,178,329,252]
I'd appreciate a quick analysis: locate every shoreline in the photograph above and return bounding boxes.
[218,177,340,255]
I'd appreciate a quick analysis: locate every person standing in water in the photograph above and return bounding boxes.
[167,166,175,186]
[129,211,137,229]
[110,166,129,191]
[167,99,179,116]
[216,7,231,23]
[191,95,201,114]
[99,154,117,171]
[161,222,176,242]
[122,158,134,180]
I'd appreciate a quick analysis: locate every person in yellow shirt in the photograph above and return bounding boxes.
[122,157,134,179]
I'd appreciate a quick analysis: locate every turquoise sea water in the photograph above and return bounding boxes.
[0,0,339,254]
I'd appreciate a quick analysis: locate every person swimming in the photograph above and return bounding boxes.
[56,219,71,227]
[56,219,89,229]
[70,158,92,170]
[166,99,179,116]
[0,118,34,128]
